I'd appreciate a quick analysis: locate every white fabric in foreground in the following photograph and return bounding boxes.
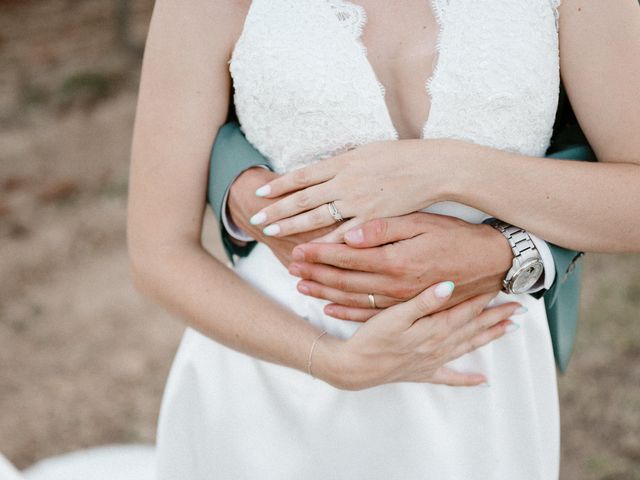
[22,445,155,480]
[0,453,24,480]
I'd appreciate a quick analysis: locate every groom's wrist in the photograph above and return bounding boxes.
[477,223,514,281]
[227,166,276,237]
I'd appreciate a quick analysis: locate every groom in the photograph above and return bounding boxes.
[207,94,594,372]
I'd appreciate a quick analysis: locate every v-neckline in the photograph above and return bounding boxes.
[328,0,444,141]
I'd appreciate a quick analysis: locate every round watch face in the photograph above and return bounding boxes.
[510,260,544,294]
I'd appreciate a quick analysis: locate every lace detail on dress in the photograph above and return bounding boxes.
[549,0,561,31]
[422,0,560,156]
[325,0,397,139]
[423,0,446,139]
[326,0,365,37]
[229,0,561,175]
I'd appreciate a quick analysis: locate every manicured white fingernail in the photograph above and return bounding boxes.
[250,211,267,225]
[505,322,520,334]
[263,224,280,236]
[513,306,528,315]
[255,185,271,197]
[434,281,455,298]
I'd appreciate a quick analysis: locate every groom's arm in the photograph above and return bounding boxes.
[207,122,272,263]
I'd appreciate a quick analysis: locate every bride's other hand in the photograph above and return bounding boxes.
[318,282,523,390]
[247,139,453,240]
[227,166,338,266]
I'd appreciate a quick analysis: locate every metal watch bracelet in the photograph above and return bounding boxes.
[485,218,545,295]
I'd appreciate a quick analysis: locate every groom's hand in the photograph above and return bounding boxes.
[227,167,337,266]
[288,213,514,321]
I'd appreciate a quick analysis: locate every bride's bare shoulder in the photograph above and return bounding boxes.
[153,0,252,50]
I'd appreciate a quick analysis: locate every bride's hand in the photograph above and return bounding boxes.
[247,139,452,242]
[316,281,523,391]
[226,167,338,266]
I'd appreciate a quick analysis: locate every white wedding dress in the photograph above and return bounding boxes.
[157,1,562,478]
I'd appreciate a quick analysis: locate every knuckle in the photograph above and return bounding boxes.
[380,246,395,265]
[300,247,317,262]
[397,282,418,299]
[442,309,458,330]
[339,294,356,307]
[295,192,310,210]
[297,265,313,280]
[384,298,401,308]
[370,218,388,238]
[470,300,486,319]
[336,251,355,268]
[473,314,489,331]
[414,294,436,315]
[332,274,349,292]
[429,263,446,280]
[387,283,407,298]
[310,209,325,228]
[484,307,507,327]
[388,257,408,276]
[305,284,321,299]
[292,168,308,186]
[342,309,360,322]
[484,310,503,327]
[385,285,402,298]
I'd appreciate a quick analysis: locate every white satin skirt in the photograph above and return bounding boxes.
[156,227,560,479]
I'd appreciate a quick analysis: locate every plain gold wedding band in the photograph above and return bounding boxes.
[368,293,377,309]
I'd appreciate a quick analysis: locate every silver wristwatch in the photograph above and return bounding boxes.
[485,219,544,295]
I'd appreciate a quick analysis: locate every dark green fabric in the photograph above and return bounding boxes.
[207,122,269,262]
[206,123,594,372]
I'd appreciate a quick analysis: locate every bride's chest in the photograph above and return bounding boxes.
[230,0,561,172]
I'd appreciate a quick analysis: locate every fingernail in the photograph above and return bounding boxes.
[263,224,280,236]
[250,211,267,225]
[345,228,364,244]
[434,281,455,298]
[325,306,335,316]
[480,381,491,388]
[289,264,301,277]
[505,322,520,334]
[255,185,271,197]
[513,306,528,315]
[297,283,309,294]
[292,248,305,261]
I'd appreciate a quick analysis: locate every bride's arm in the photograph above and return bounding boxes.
[442,0,640,252]
[127,0,520,390]
[127,0,332,376]
[251,0,639,253]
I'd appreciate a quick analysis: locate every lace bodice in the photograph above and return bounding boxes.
[230,0,561,175]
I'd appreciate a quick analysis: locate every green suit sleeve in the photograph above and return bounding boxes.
[207,122,272,264]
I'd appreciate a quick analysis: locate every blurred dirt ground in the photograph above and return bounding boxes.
[0,1,638,478]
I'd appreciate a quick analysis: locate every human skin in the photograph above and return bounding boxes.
[244,0,640,253]
[228,166,513,322]
[127,0,522,390]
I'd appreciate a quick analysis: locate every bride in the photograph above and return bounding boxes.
[127,0,640,478]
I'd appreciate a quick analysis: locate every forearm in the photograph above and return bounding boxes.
[437,140,640,253]
[130,245,341,382]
